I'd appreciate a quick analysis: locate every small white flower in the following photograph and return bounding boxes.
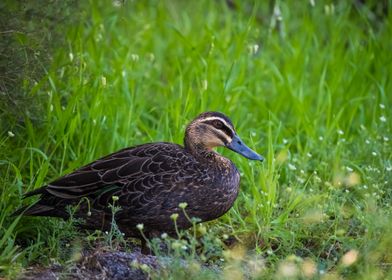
[379,116,387,122]
[69,52,74,62]
[112,0,122,7]
[307,152,312,158]
[379,104,385,109]
[96,33,103,42]
[283,138,288,144]
[147,53,155,61]
[338,129,344,135]
[372,152,377,156]
[386,166,392,172]
[346,166,353,172]
[8,131,15,137]
[50,104,54,112]
[131,54,139,62]
[248,44,259,55]
[136,223,144,230]
[319,136,324,141]
[161,233,168,239]
[365,139,370,144]
[309,0,315,7]
[363,185,368,189]
[251,131,256,137]
[384,136,389,142]
[324,4,335,15]
[101,76,107,87]
[288,163,297,170]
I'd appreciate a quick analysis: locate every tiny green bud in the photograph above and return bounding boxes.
[171,240,182,250]
[130,260,139,268]
[140,264,149,271]
[179,202,188,209]
[112,195,119,201]
[170,213,179,221]
[197,224,207,235]
[191,217,201,223]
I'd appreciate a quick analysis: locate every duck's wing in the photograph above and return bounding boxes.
[15,142,192,217]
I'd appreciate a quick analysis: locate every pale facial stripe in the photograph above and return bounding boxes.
[213,128,232,144]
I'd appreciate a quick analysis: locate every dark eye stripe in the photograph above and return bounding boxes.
[203,120,234,138]
[212,130,229,145]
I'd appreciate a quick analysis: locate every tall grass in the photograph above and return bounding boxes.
[0,0,391,278]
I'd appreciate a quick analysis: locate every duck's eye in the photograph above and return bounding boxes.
[213,120,223,129]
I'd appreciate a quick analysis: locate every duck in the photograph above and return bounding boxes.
[14,111,263,250]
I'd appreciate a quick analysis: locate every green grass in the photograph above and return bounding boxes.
[1,0,391,278]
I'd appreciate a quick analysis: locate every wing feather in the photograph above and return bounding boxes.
[17,142,200,218]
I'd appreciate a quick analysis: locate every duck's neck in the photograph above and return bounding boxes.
[184,141,218,163]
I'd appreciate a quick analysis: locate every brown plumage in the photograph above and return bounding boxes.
[14,112,263,246]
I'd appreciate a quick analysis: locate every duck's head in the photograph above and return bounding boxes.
[184,112,264,161]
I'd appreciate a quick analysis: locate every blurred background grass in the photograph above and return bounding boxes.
[0,0,391,278]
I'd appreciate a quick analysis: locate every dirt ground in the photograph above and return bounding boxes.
[19,249,160,280]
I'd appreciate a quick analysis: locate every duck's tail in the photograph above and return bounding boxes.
[12,203,59,217]
[12,186,67,218]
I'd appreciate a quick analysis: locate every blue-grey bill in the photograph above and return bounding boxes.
[226,134,264,161]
